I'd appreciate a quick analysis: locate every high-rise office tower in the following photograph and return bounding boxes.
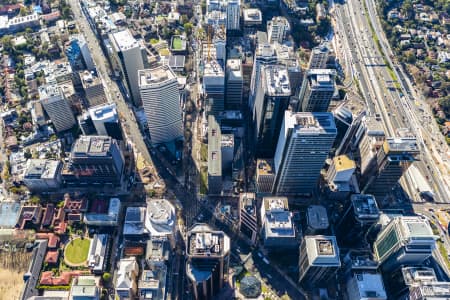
[89,103,122,140]
[203,60,225,116]
[256,159,275,194]
[308,42,331,69]
[260,196,297,250]
[298,69,336,112]
[305,205,329,235]
[373,216,436,272]
[138,66,183,144]
[267,16,290,44]
[208,115,222,195]
[385,266,439,299]
[225,59,243,109]
[61,136,125,186]
[109,30,145,106]
[80,71,108,107]
[299,235,341,289]
[273,111,336,195]
[337,194,380,247]
[356,116,385,177]
[253,65,291,157]
[249,32,277,110]
[325,154,357,200]
[39,84,76,132]
[226,0,240,31]
[346,271,387,300]
[363,137,420,200]
[185,224,230,300]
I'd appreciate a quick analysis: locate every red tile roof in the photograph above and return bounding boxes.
[45,250,59,264]
[35,233,60,248]
[39,271,84,286]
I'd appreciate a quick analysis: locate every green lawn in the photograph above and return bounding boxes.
[172,37,183,50]
[200,143,208,162]
[150,38,159,45]
[64,238,90,265]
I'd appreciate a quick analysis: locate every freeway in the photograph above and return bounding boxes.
[333,0,449,203]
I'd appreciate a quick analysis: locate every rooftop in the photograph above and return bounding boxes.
[263,196,288,211]
[138,66,177,87]
[240,193,256,217]
[24,159,61,180]
[307,205,329,230]
[111,30,139,51]
[72,135,113,156]
[383,137,420,155]
[145,199,175,236]
[364,116,385,135]
[348,272,387,299]
[304,235,340,266]
[307,69,336,88]
[257,159,275,176]
[351,194,380,218]
[415,282,450,297]
[80,71,102,88]
[333,155,356,171]
[243,8,262,21]
[123,207,146,236]
[71,276,98,298]
[146,238,170,262]
[221,134,234,148]
[398,216,435,239]
[187,224,230,257]
[263,65,291,96]
[285,111,337,135]
[39,84,62,100]
[401,267,437,285]
[89,103,118,121]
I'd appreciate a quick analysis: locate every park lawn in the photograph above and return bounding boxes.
[65,238,90,265]
[172,37,183,50]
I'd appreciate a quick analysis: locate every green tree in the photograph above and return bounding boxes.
[102,272,111,283]
[30,195,40,204]
[184,22,193,36]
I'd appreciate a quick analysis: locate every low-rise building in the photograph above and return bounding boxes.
[123,207,147,237]
[70,276,100,300]
[23,159,62,192]
[116,257,139,300]
[87,234,109,274]
[84,198,120,226]
[138,264,167,300]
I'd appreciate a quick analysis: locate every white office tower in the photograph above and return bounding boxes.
[298,69,336,112]
[249,32,277,110]
[88,103,119,136]
[346,272,387,300]
[226,0,240,31]
[309,42,331,69]
[225,59,243,109]
[214,36,227,62]
[145,199,175,238]
[139,66,183,144]
[39,84,76,132]
[260,197,297,249]
[77,35,95,71]
[299,236,341,288]
[374,216,436,272]
[110,30,145,106]
[356,117,385,177]
[203,60,225,115]
[273,112,336,195]
[267,16,290,44]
